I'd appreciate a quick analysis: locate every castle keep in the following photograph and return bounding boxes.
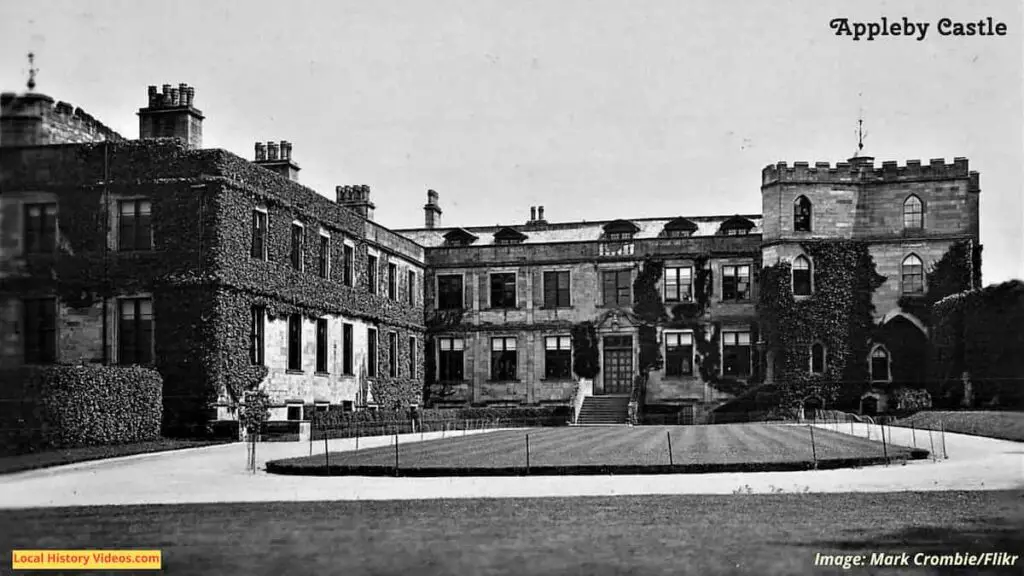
[0,82,981,426]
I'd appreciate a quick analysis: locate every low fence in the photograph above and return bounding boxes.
[310,415,564,441]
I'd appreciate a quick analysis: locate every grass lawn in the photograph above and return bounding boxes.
[1,491,1021,575]
[269,424,927,476]
[0,438,230,475]
[894,411,1024,443]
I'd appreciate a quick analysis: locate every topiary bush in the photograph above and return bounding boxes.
[0,365,162,454]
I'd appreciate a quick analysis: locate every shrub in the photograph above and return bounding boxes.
[0,365,162,454]
[891,388,932,413]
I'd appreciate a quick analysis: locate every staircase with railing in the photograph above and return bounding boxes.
[577,395,631,425]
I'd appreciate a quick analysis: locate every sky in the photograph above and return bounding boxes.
[1,0,1021,283]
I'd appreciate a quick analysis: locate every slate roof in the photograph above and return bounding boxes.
[395,214,763,248]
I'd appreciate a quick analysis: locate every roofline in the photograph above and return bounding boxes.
[394,213,764,234]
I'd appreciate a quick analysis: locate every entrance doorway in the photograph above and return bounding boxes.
[601,335,633,395]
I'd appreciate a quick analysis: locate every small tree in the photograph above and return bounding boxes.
[240,389,271,472]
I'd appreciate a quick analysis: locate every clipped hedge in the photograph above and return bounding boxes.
[0,365,163,454]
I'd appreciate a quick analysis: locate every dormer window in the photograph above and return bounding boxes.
[602,219,640,241]
[718,215,755,236]
[663,217,698,239]
[493,227,528,246]
[443,228,479,247]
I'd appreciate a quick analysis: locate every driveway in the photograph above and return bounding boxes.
[0,424,1020,509]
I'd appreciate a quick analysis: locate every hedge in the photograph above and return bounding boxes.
[309,406,570,436]
[0,365,163,454]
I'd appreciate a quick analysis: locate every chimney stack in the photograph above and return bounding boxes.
[538,206,545,222]
[530,206,537,223]
[424,189,442,229]
[138,82,204,149]
[336,184,376,220]
[253,139,301,181]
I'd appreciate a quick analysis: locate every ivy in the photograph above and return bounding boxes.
[757,241,886,411]
[5,140,425,431]
[570,321,600,379]
[898,240,981,325]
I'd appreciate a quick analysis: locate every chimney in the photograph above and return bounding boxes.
[253,139,301,181]
[336,184,376,220]
[537,205,546,222]
[138,82,204,149]
[424,189,442,229]
[530,206,537,223]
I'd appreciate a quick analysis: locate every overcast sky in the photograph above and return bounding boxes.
[1,0,1020,283]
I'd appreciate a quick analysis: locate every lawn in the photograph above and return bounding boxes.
[1,491,1020,575]
[269,424,928,476]
[0,439,230,475]
[894,411,1024,443]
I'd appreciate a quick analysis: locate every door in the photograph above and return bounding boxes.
[601,335,633,395]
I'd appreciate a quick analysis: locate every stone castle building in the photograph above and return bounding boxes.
[1,81,981,425]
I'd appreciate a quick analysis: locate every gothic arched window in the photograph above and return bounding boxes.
[792,255,812,296]
[902,254,924,294]
[794,196,812,232]
[903,195,923,230]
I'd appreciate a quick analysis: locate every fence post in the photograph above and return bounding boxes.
[940,421,948,460]
[880,423,889,466]
[667,431,674,466]
[911,423,917,448]
[808,425,817,469]
[525,433,530,475]
[928,427,936,462]
[464,419,468,437]
[394,431,400,476]
[324,426,331,476]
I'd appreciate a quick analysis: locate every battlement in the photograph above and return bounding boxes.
[145,83,197,110]
[1,91,125,146]
[762,157,979,191]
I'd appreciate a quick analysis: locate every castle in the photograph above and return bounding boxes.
[0,81,981,427]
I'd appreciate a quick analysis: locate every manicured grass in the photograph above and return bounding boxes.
[0,439,230,475]
[269,424,928,476]
[894,411,1024,443]
[1,491,1021,575]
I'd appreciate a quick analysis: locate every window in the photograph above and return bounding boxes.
[722,331,751,377]
[794,196,812,232]
[871,346,890,382]
[251,210,268,260]
[318,233,330,279]
[490,273,517,309]
[544,336,572,379]
[290,223,304,271]
[606,231,634,241]
[388,263,398,300]
[388,332,398,377]
[664,267,693,302]
[438,337,464,381]
[602,270,632,306]
[342,244,354,286]
[810,342,826,374]
[118,199,153,251]
[543,271,571,308]
[407,270,416,306]
[408,336,416,378]
[664,332,694,377]
[792,256,812,296]
[491,337,517,381]
[342,323,353,375]
[286,404,303,421]
[315,318,328,373]
[23,203,57,254]
[118,298,153,365]
[250,306,265,365]
[367,327,378,377]
[722,265,751,301]
[287,314,302,371]
[902,254,924,294]
[367,255,378,294]
[437,275,463,310]
[22,298,56,364]
[903,195,923,230]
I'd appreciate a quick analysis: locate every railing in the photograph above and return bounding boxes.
[571,378,594,424]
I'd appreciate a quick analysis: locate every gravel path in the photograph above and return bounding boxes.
[0,424,1020,509]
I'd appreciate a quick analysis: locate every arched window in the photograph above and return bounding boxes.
[903,195,923,230]
[902,254,924,294]
[792,255,812,296]
[870,346,890,382]
[794,196,812,232]
[810,343,826,374]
